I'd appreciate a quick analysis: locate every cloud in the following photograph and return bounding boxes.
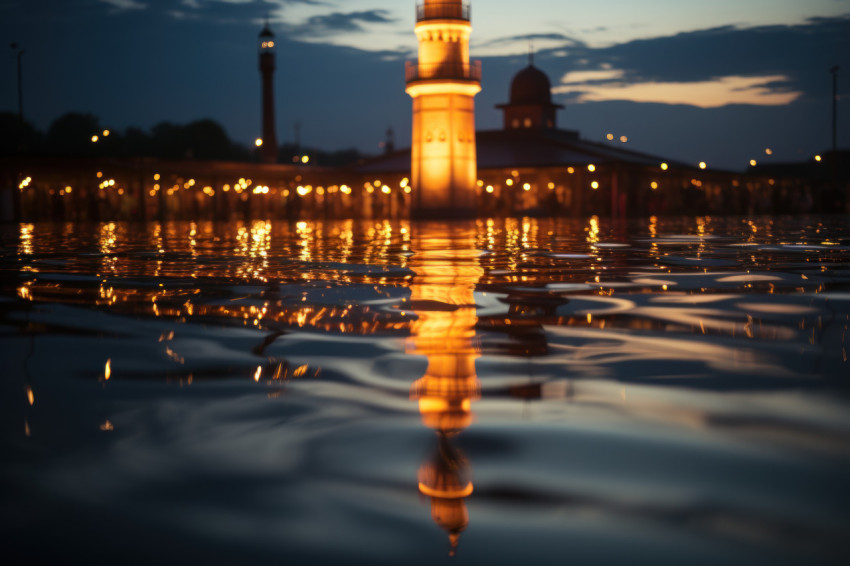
[554,72,801,107]
[99,0,147,11]
[164,0,328,24]
[474,32,582,57]
[525,15,849,109]
[479,33,583,48]
[302,10,397,34]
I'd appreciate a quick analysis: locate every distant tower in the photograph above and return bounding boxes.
[258,21,278,164]
[384,127,396,154]
[405,1,481,217]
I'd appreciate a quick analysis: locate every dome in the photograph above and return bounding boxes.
[508,65,553,106]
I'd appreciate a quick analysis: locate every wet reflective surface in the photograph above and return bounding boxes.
[2,216,850,565]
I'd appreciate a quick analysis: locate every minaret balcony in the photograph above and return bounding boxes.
[406,61,481,84]
[416,2,470,22]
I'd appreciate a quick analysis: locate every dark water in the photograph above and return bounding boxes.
[2,216,849,565]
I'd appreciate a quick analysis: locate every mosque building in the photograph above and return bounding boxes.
[357,2,728,219]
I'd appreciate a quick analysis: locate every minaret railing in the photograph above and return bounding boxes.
[406,61,481,84]
[416,2,470,22]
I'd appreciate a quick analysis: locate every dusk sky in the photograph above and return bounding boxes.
[2,0,849,170]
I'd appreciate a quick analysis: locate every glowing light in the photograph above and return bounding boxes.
[301,155,310,164]
[620,135,628,143]
[699,162,707,170]
[815,155,822,162]
[102,129,110,137]
[548,182,555,190]
[750,159,757,167]
[255,138,263,147]
[381,185,391,194]
[660,162,668,171]
[404,186,412,194]
[485,185,494,193]
[97,172,103,178]
[99,420,114,431]
[105,359,111,381]
[650,181,658,190]
[254,366,262,382]
[26,386,34,406]
[522,183,531,191]
[567,167,575,174]
[154,173,160,181]
[606,133,614,141]
[591,181,599,189]
[765,148,773,155]
[587,164,596,172]
[91,135,99,143]
[505,179,514,186]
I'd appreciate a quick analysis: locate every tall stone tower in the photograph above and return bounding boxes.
[406,1,481,217]
[258,22,278,164]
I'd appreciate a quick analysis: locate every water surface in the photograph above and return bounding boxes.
[2,216,849,565]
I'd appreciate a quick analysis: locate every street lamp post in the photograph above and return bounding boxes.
[10,43,24,122]
[830,66,839,156]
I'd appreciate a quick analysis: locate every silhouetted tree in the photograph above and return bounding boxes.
[45,112,102,156]
[0,111,41,154]
[149,119,247,160]
[182,119,234,160]
[120,126,153,157]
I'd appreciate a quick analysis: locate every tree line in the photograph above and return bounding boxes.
[1,111,365,166]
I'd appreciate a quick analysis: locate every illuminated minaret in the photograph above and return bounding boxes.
[258,22,278,164]
[406,1,481,217]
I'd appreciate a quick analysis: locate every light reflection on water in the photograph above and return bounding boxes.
[2,216,850,565]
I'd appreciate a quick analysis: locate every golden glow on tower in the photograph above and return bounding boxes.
[406,1,481,216]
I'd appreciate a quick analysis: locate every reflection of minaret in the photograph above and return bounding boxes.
[405,1,481,217]
[258,21,278,164]
[408,224,482,555]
